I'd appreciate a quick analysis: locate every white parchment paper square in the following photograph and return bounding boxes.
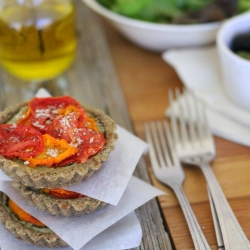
[0,212,142,250]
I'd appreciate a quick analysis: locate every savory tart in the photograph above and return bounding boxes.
[0,96,118,188]
[13,181,107,216]
[0,192,68,248]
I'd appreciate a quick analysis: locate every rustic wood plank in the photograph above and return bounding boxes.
[70,3,173,249]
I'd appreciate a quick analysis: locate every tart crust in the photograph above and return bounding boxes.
[13,182,107,217]
[0,192,68,248]
[0,101,118,188]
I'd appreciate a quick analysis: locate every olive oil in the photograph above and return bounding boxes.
[0,2,76,81]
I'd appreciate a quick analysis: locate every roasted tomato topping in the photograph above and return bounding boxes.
[42,188,85,199]
[0,124,43,158]
[2,96,107,168]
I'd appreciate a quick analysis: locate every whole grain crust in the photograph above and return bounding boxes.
[0,101,118,188]
[0,192,68,248]
[13,182,107,216]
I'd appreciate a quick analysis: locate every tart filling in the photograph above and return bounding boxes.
[0,192,67,248]
[13,181,107,217]
[0,96,118,188]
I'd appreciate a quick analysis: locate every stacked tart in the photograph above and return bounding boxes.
[0,96,118,247]
[0,191,68,248]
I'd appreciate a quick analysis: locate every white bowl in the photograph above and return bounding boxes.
[82,0,221,52]
[216,12,250,111]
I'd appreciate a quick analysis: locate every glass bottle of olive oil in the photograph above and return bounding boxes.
[0,0,77,81]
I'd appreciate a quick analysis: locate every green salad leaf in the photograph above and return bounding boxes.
[238,0,250,12]
[111,0,151,16]
[97,0,249,24]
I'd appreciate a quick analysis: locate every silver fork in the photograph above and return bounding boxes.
[169,88,250,250]
[145,120,211,250]
[207,186,225,249]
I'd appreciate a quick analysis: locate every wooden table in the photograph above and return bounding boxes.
[0,2,250,249]
[101,12,250,250]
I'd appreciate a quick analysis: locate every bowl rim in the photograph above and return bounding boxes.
[216,11,250,65]
[83,0,220,32]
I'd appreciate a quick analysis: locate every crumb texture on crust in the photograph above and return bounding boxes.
[0,192,68,248]
[0,101,118,188]
[13,182,107,217]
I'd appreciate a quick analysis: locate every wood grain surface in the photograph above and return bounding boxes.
[101,11,250,250]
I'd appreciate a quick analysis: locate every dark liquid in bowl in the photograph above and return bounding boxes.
[231,31,250,60]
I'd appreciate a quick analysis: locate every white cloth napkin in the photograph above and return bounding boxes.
[162,47,250,147]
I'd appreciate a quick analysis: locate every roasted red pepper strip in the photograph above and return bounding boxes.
[42,188,85,199]
[21,134,77,168]
[8,198,45,227]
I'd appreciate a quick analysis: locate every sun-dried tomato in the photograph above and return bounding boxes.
[56,127,106,167]
[28,96,81,133]
[47,108,87,142]
[0,124,43,158]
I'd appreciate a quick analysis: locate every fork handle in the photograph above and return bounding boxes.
[171,184,211,250]
[200,163,250,250]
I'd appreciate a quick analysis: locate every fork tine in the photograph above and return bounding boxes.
[163,120,180,167]
[156,121,172,166]
[145,123,159,170]
[188,90,212,143]
[169,88,194,149]
[169,88,187,150]
[189,90,204,143]
[183,89,197,146]
[200,98,212,140]
[168,89,179,146]
[175,88,190,146]
[150,121,166,168]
